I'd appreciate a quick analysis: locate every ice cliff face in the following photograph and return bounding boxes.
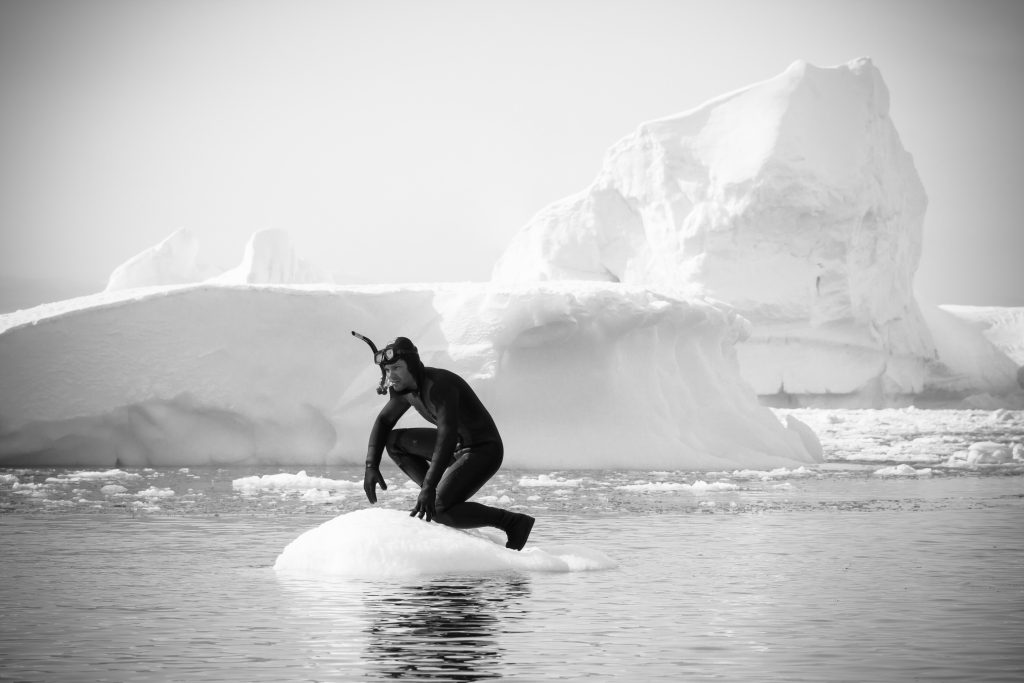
[0,283,820,469]
[493,58,947,403]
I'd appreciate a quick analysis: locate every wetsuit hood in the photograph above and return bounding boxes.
[351,331,425,396]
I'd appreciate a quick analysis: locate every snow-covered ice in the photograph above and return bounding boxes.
[492,58,1021,405]
[0,282,820,470]
[273,507,616,578]
[1,56,1020,479]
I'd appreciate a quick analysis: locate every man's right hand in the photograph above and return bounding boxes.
[363,465,388,503]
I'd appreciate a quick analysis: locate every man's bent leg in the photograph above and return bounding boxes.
[435,502,534,551]
[385,428,436,485]
[435,446,535,550]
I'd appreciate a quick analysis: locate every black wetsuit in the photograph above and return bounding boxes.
[367,367,511,531]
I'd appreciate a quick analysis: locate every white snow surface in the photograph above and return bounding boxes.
[273,508,616,578]
[0,282,821,469]
[491,58,1018,404]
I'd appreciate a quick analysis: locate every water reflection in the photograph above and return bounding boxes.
[362,574,530,681]
[276,572,531,681]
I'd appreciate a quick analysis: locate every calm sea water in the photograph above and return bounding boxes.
[1,462,1022,682]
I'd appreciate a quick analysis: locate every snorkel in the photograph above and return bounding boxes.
[351,331,424,396]
[351,331,387,395]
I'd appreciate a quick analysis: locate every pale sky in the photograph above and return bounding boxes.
[1,0,1022,308]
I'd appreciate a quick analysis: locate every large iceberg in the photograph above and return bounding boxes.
[0,282,820,469]
[105,228,221,292]
[106,227,333,290]
[210,228,335,285]
[492,58,1019,405]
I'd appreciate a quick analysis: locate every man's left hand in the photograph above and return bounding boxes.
[411,486,436,522]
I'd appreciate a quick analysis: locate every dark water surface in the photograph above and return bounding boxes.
[1,461,1022,682]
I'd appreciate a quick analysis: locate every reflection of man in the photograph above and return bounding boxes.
[364,577,528,679]
[362,337,535,550]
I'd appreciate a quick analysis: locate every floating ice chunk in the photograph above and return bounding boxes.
[689,480,741,492]
[274,508,615,579]
[873,464,932,476]
[616,480,739,492]
[299,489,346,503]
[617,482,692,492]
[55,469,143,482]
[232,471,360,494]
[136,486,175,500]
[945,442,1018,467]
[719,466,817,481]
[518,474,583,488]
[101,484,128,495]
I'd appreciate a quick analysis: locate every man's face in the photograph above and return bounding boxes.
[384,359,415,392]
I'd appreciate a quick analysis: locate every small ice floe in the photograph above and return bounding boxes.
[476,494,514,505]
[719,466,816,481]
[617,482,691,492]
[136,486,175,500]
[100,484,128,496]
[873,464,933,477]
[988,409,1021,424]
[274,508,616,579]
[944,441,1022,467]
[231,471,360,495]
[518,474,583,488]
[616,480,739,493]
[11,482,48,497]
[47,469,142,484]
[298,489,345,504]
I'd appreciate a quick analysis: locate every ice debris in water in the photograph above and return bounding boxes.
[944,441,1023,467]
[616,480,740,493]
[232,471,362,495]
[518,474,583,488]
[873,465,933,477]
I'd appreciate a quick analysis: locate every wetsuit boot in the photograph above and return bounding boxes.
[500,511,535,551]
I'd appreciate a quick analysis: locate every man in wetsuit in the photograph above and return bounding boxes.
[362,337,535,550]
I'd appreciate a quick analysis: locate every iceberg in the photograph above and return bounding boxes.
[492,58,1019,405]
[209,228,335,285]
[0,282,820,469]
[105,228,221,292]
[105,227,334,290]
[918,304,1023,404]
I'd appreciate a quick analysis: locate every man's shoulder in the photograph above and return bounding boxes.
[424,366,471,390]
